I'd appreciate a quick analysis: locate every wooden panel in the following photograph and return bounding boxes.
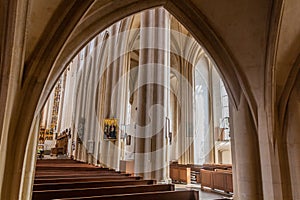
[195,172,201,183]
[225,173,233,192]
[179,167,191,184]
[200,169,233,193]
[212,171,225,190]
[200,169,212,189]
[172,166,179,181]
[170,165,191,184]
[119,160,134,175]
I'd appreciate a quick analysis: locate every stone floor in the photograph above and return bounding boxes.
[175,184,233,200]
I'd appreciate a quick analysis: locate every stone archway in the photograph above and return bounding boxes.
[34,1,260,197]
[1,1,264,199]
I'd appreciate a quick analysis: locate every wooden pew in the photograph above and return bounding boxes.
[225,172,233,193]
[200,169,233,193]
[54,190,199,200]
[35,173,130,179]
[36,161,112,171]
[35,166,113,171]
[170,164,179,182]
[170,164,191,184]
[36,159,79,163]
[34,160,194,200]
[170,162,233,185]
[34,176,141,184]
[170,162,204,184]
[213,170,233,193]
[32,184,174,200]
[35,170,118,175]
[33,179,156,191]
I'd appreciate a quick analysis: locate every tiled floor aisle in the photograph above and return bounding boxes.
[175,184,233,200]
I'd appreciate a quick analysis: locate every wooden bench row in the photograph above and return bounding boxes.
[200,169,233,193]
[33,184,174,200]
[36,159,80,163]
[170,165,191,184]
[34,175,141,184]
[35,166,113,171]
[35,173,130,179]
[33,179,156,191]
[169,162,232,185]
[35,170,120,176]
[33,159,199,200]
[54,190,199,200]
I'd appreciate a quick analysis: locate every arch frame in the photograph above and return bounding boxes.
[0,1,264,199]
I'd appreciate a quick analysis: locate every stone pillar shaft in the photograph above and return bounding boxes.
[134,8,169,181]
[230,94,263,200]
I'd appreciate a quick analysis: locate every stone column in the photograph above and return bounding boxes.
[56,71,67,134]
[134,9,154,179]
[178,61,194,164]
[90,38,100,165]
[230,94,263,200]
[46,90,55,128]
[74,52,88,162]
[71,55,80,160]
[63,62,77,157]
[206,63,215,163]
[100,23,125,169]
[285,71,300,199]
[83,44,92,163]
[170,91,178,160]
[113,17,133,171]
[94,33,108,165]
[110,22,127,170]
[84,39,99,164]
[40,101,48,128]
[134,8,169,181]
[18,114,39,200]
